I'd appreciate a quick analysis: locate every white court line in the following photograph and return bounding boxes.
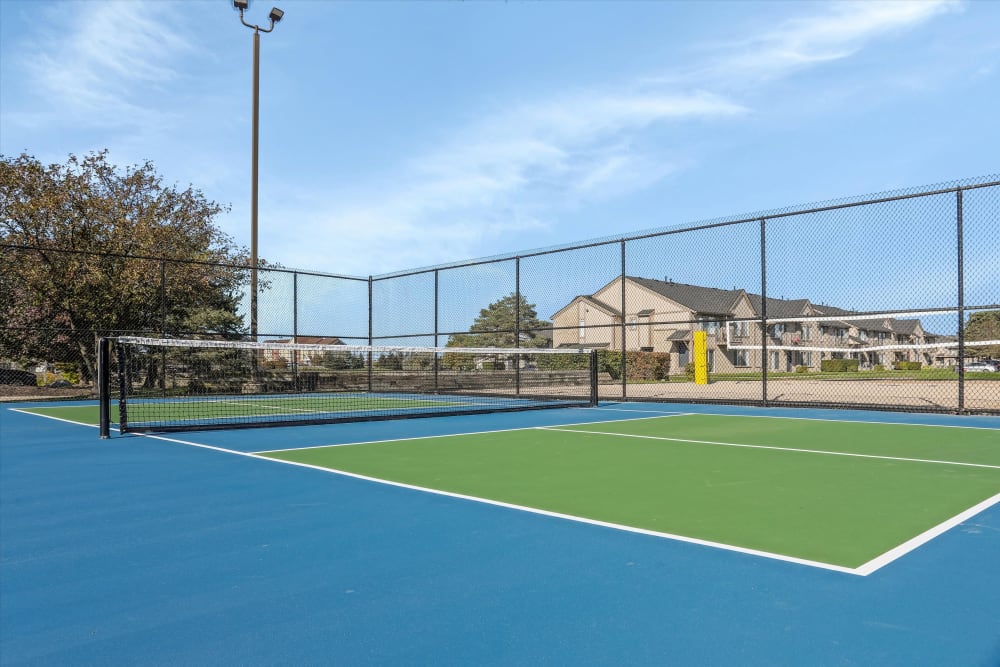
[8,408,106,430]
[588,405,1000,430]
[135,430,859,576]
[141,428,1000,577]
[855,492,1000,576]
[13,405,998,576]
[253,411,693,454]
[538,426,1000,470]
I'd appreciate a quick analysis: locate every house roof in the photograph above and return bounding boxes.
[627,277,744,315]
[666,330,691,341]
[551,294,622,320]
[888,319,921,335]
[746,294,811,319]
[845,320,893,333]
[272,336,345,345]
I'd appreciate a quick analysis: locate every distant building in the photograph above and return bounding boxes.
[551,277,946,373]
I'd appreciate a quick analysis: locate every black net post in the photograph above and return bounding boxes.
[117,340,129,433]
[98,337,111,439]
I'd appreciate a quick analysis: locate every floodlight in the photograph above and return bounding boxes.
[233,0,249,10]
[269,7,284,23]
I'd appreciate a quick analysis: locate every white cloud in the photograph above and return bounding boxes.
[17,2,198,130]
[265,88,747,274]
[650,0,963,89]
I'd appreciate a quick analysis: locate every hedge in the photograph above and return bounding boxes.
[820,358,860,372]
[893,361,923,370]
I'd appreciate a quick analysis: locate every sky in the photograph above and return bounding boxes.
[1,0,998,336]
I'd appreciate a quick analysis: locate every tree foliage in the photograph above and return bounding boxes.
[445,293,551,349]
[0,151,247,381]
[964,310,1000,358]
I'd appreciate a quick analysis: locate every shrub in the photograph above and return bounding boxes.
[795,365,809,373]
[535,352,591,370]
[54,362,80,385]
[873,364,885,372]
[598,350,671,381]
[893,361,922,371]
[820,358,860,372]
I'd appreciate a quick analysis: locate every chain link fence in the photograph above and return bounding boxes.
[3,176,998,413]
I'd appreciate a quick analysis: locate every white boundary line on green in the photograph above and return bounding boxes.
[537,426,1000,470]
[8,407,106,430]
[253,411,693,454]
[854,492,1000,576]
[588,406,1000,430]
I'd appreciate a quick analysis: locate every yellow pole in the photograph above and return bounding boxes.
[694,330,709,385]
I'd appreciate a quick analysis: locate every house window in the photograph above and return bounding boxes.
[700,319,718,334]
[640,346,653,353]
[707,350,715,372]
[859,330,868,341]
[802,352,812,366]
[579,319,586,340]
[733,350,748,367]
[733,320,750,337]
[768,323,785,338]
[801,325,812,341]
[770,351,781,370]
[628,316,638,331]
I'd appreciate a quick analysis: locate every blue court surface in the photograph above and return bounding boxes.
[2,400,999,665]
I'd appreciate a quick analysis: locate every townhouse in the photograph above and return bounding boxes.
[551,277,944,374]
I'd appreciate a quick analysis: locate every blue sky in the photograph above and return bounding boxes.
[1,0,997,331]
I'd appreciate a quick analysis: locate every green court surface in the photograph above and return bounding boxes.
[19,405,101,425]
[261,414,1000,570]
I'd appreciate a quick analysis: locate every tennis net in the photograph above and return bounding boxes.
[98,337,598,435]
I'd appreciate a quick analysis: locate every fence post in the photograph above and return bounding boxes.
[434,269,439,393]
[368,276,373,393]
[957,188,965,413]
[515,256,521,397]
[620,240,627,400]
[160,260,166,391]
[590,349,599,406]
[293,271,299,388]
[760,218,768,408]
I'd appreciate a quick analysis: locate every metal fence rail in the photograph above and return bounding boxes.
[3,175,998,413]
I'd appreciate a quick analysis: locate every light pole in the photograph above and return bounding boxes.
[234,0,283,341]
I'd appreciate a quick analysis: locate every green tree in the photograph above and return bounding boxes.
[964,310,1000,358]
[446,293,551,349]
[443,293,551,371]
[0,151,248,382]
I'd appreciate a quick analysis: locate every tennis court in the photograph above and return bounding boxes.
[3,399,999,664]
